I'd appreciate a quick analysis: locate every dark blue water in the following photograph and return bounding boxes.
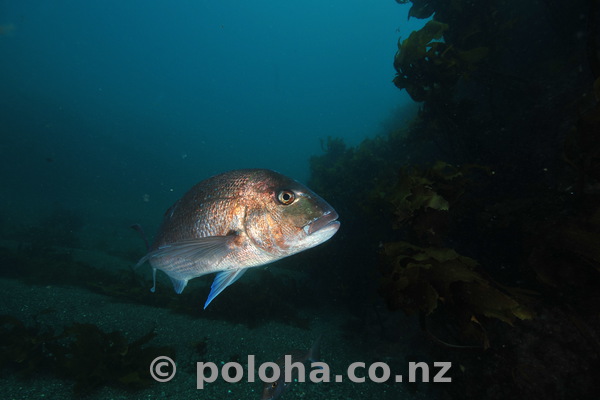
[0,2,425,399]
[0,1,422,231]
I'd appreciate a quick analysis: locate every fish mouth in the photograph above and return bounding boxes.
[303,211,340,235]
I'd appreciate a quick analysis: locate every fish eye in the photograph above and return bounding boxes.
[272,382,278,388]
[277,190,295,205]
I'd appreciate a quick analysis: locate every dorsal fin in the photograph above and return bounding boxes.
[130,224,150,251]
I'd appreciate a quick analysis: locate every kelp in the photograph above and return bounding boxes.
[393,20,450,102]
[379,241,533,347]
[58,324,173,393]
[372,160,534,346]
[383,161,480,225]
[309,135,406,227]
[393,8,491,102]
[306,0,600,398]
[0,314,175,394]
[368,161,487,246]
[0,314,56,375]
[395,0,437,19]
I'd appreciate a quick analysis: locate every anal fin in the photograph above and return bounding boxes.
[170,276,188,294]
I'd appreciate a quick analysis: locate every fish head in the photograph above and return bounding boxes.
[243,170,340,257]
[261,377,289,400]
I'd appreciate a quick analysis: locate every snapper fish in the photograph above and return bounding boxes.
[261,336,322,400]
[135,169,340,309]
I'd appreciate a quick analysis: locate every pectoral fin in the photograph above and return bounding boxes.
[136,235,236,268]
[204,269,247,309]
[134,235,237,295]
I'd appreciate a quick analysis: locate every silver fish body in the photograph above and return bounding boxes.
[136,169,339,308]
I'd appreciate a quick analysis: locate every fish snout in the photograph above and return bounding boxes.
[303,210,340,235]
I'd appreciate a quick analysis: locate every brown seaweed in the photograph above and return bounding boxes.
[0,314,175,394]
